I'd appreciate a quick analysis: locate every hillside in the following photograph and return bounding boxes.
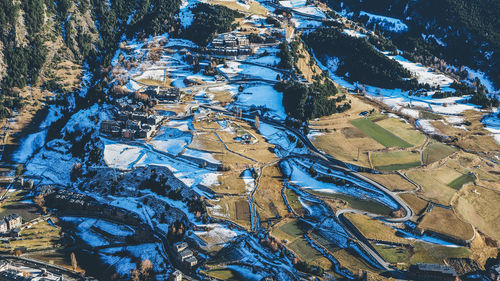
[324,0,500,91]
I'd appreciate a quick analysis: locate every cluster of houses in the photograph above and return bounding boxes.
[173,242,198,269]
[100,109,163,140]
[0,213,22,235]
[142,86,181,103]
[208,34,252,56]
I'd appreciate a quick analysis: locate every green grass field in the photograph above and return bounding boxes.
[375,162,422,171]
[285,188,306,216]
[423,142,457,165]
[308,191,393,216]
[351,118,412,148]
[420,111,442,120]
[448,173,475,190]
[205,268,239,280]
[371,150,421,171]
[374,242,470,265]
[372,244,412,264]
[376,118,426,146]
[0,191,40,221]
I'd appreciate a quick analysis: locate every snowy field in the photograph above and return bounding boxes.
[102,138,220,188]
[218,61,281,81]
[293,6,326,18]
[390,55,454,88]
[237,84,287,119]
[149,125,192,155]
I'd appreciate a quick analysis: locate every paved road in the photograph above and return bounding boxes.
[200,104,414,270]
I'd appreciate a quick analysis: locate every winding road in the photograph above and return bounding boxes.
[199,104,415,271]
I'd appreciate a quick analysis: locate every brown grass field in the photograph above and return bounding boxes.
[454,183,500,241]
[399,193,429,215]
[433,110,500,160]
[344,213,408,244]
[209,0,268,16]
[311,99,382,166]
[419,206,474,242]
[422,141,457,165]
[407,165,464,205]
[207,197,251,229]
[360,173,416,192]
[253,164,288,223]
[370,150,421,171]
[271,219,333,271]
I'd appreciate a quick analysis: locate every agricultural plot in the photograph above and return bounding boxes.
[370,150,421,171]
[210,0,269,16]
[344,213,408,244]
[253,165,288,223]
[207,197,251,229]
[204,268,239,281]
[351,118,413,148]
[418,207,474,242]
[454,185,500,241]
[422,141,457,165]
[398,193,429,215]
[407,165,466,205]
[360,173,416,192]
[309,191,393,216]
[309,97,381,168]
[374,242,471,266]
[271,219,331,270]
[0,220,62,254]
[448,173,475,190]
[375,118,426,146]
[312,132,381,168]
[285,188,306,216]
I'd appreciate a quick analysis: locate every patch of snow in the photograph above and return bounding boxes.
[183,148,221,164]
[150,126,192,155]
[464,67,498,94]
[293,6,326,18]
[343,29,366,38]
[360,11,408,33]
[12,130,47,163]
[416,119,437,135]
[238,84,287,119]
[390,55,453,88]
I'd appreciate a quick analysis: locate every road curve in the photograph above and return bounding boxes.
[200,104,415,271]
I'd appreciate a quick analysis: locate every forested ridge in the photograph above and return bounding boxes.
[324,0,500,89]
[303,27,418,90]
[0,0,183,118]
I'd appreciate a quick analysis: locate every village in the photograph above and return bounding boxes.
[0,0,498,279]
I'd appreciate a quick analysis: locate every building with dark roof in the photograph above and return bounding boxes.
[409,263,459,281]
